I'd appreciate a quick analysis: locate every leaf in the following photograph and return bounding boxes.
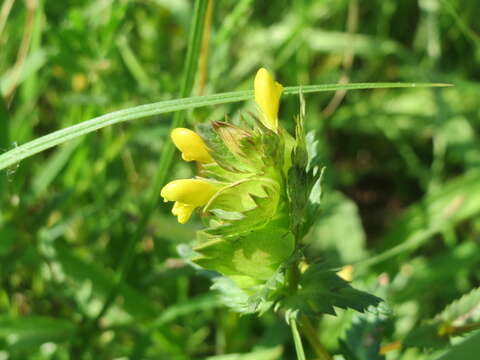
[404,287,480,349]
[433,331,480,360]
[338,312,391,360]
[0,82,450,171]
[199,346,283,360]
[282,262,382,316]
[193,218,295,283]
[359,171,480,269]
[153,293,222,327]
[310,191,367,263]
[0,49,48,96]
[53,243,157,319]
[287,102,310,236]
[437,287,480,326]
[210,276,253,314]
[288,120,326,239]
[0,316,75,350]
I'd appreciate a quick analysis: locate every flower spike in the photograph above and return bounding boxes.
[254,68,283,132]
[161,179,219,223]
[171,128,213,163]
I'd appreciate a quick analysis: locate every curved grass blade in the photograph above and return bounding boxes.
[0,82,451,171]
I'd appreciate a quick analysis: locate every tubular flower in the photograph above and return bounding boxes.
[158,67,382,319]
[171,128,213,163]
[161,179,219,224]
[254,67,283,132]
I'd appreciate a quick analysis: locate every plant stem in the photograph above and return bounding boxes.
[286,260,301,294]
[300,316,333,360]
[290,317,306,360]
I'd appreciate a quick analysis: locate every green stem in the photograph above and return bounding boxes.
[290,317,306,360]
[286,260,301,294]
[300,316,333,360]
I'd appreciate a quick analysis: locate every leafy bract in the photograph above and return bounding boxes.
[186,97,381,319]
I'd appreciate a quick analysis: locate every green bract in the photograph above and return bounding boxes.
[164,69,381,316]
[184,97,380,316]
[193,117,295,294]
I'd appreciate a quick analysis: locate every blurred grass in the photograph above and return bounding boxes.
[0,0,480,359]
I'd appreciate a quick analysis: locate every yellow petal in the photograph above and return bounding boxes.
[172,202,195,224]
[337,265,353,282]
[160,179,218,207]
[254,68,283,131]
[171,128,213,163]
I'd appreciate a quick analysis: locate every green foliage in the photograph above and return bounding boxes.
[1,0,479,359]
[282,262,381,316]
[0,316,75,352]
[438,287,480,325]
[339,313,391,360]
[434,331,480,360]
[404,287,480,349]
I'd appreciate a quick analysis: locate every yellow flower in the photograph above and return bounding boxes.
[254,68,283,132]
[171,128,213,163]
[161,179,219,223]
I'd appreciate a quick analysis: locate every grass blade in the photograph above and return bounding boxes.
[0,82,450,172]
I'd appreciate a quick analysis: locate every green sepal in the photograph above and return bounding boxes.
[212,121,264,172]
[195,121,248,174]
[203,182,282,237]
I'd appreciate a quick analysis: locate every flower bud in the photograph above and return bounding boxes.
[171,128,213,163]
[254,68,283,132]
[161,179,219,223]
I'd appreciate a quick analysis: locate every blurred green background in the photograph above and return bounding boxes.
[1,0,479,359]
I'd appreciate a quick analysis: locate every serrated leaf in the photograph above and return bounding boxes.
[339,312,390,360]
[203,184,282,239]
[282,262,382,316]
[434,331,480,360]
[193,218,295,284]
[404,287,480,350]
[287,108,308,225]
[404,323,448,349]
[437,287,480,326]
